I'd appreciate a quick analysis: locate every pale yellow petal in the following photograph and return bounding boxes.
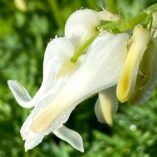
[116,25,151,103]
[95,87,118,126]
[129,37,157,104]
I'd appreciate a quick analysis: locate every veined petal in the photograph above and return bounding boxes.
[65,9,119,47]
[95,87,118,126]
[31,32,129,133]
[54,126,84,152]
[129,37,157,104]
[8,38,75,108]
[34,37,75,102]
[116,25,151,103]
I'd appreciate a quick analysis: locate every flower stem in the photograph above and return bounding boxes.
[118,12,150,32]
[98,12,151,33]
[71,32,99,63]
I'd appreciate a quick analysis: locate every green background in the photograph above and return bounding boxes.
[0,0,157,156]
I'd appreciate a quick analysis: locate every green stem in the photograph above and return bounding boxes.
[118,12,148,32]
[98,12,150,33]
[105,0,117,13]
[71,33,99,63]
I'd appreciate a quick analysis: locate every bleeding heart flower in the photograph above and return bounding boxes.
[8,8,128,152]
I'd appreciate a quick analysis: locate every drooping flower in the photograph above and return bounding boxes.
[8,38,84,152]
[8,8,129,152]
[30,32,128,132]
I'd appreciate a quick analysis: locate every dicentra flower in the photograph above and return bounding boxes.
[8,9,128,152]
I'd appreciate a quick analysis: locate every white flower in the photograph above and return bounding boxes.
[8,38,84,152]
[8,32,128,151]
[8,8,128,152]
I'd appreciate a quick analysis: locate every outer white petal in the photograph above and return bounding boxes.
[54,126,84,152]
[65,9,99,47]
[31,32,129,133]
[8,38,75,108]
[21,108,83,152]
[65,9,119,47]
[95,87,118,125]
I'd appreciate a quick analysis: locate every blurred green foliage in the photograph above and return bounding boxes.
[0,0,157,157]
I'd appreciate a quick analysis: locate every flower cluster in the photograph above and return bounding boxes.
[8,7,157,152]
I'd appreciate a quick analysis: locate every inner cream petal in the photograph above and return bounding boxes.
[95,87,117,126]
[116,25,151,103]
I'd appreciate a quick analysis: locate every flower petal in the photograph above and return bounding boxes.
[54,126,84,152]
[8,80,33,108]
[65,9,119,47]
[95,87,118,125]
[21,110,83,151]
[65,9,100,47]
[129,37,157,104]
[116,25,151,103]
[21,113,45,151]
[31,32,129,133]
[8,38,75,108]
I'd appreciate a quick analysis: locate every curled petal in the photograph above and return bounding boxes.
[116,25,151,103]
[8,80,33,108]
[95,87,118,126]
[31,32,129,133]
[54,126,84,152]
